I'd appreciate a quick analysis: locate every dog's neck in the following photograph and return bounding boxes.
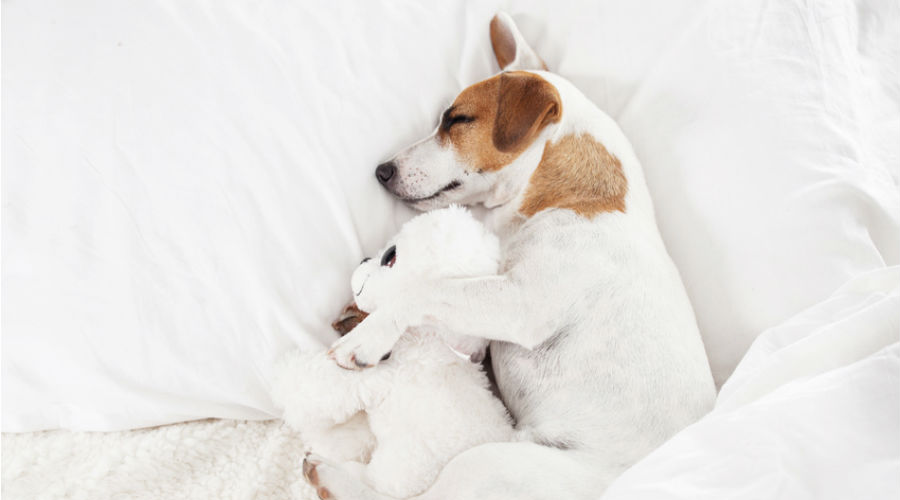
[479,136,551,235]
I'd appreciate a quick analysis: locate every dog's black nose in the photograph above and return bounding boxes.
[376,161,396,185]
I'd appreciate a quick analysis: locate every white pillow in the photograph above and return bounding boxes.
[3,0,898,431]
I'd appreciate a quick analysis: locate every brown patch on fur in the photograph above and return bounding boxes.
[331,302,369,336]
[519,134,628,218]
[438,72,561,172]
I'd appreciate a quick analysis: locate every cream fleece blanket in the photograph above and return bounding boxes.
[2,419,314,500]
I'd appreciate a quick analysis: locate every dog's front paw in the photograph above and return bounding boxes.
[328,312,401,370]
[327,331,395,370]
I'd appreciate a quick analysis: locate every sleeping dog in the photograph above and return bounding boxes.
[311,12,716,500]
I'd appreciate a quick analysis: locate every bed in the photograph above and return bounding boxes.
[2,0,898,498]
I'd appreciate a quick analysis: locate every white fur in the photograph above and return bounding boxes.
[323,12,717,500]
[272,207,514,498]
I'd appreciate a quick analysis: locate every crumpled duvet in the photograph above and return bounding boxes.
[601,267,900,500]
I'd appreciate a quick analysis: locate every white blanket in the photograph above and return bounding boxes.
[4,268,897,499]
[602,267,900,500]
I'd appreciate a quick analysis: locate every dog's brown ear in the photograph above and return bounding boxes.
[490,13,547,71]
[493,72,561,153]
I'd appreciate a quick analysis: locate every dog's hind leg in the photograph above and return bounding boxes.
[306,442,611,500]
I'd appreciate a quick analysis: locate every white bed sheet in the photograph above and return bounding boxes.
[3,0,899,432]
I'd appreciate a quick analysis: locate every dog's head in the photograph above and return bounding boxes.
[376,13,563,212]
[350,206,500,314]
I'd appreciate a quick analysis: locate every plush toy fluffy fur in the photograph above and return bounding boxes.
[272,206,514,498]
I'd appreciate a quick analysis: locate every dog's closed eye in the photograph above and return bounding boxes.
[441,106,476,132]
[446,114,476,129]
[380,245,397,268]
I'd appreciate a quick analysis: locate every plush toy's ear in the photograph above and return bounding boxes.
[396,206,500,278]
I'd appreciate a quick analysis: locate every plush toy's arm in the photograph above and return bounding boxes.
[331,274,566,369]
[272,351,387,431]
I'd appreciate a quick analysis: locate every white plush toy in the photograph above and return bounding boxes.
[272,206,514,498]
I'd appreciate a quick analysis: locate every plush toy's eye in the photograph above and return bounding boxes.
[380,245,397,268]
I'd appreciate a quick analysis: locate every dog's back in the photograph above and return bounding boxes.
[493,209,714,465]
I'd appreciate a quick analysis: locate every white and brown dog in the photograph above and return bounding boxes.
[311,12,716,500]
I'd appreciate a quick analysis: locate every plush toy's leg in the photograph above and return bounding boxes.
[302,412,376,464]
[363,444,440,499]
[305,442,613,500]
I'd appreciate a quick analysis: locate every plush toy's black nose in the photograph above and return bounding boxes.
[376,161,396,185]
